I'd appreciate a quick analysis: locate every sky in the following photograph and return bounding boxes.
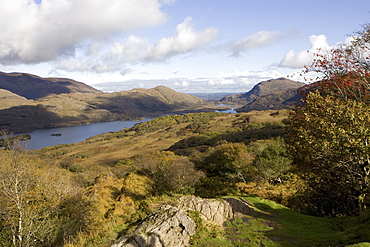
[0,0,369,93]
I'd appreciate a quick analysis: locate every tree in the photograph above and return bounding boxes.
[301,23,370,103]
[250,138,292,183]
[193,142,254,197]
[149,151,202,196]
[194,142,253,181]
[285,93,370,216]
[121,151,203,196]
[0,150,91,246]
[285,23,370,216]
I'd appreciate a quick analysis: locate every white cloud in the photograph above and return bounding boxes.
[55,56,132,75]
[55,17,219,74]
[93,69,285,93]
[175,80,190,87]
[144,17,219,61]
[0,0,167,64]
[103,35,149,63]
[231,31,283,56]
[279,34,332,68]
[206,70,284,89]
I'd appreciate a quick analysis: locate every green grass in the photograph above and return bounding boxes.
[192,196,370,247]
[225,197,370,247]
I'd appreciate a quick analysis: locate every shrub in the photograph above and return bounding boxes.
[249,138,292,183]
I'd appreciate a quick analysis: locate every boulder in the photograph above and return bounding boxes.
[112,196,255,247]
[178,196,254,225]
[112,205,196,247]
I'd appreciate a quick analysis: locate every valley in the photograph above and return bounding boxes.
[1,71,369,247]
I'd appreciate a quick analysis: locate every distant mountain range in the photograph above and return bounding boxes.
[0,72,206,133]
[0,72,307,133]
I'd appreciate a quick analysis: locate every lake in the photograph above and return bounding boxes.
[216,107,238,113]
[20,119,150,150]
[18,106,237,150]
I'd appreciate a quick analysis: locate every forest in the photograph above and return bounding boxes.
[1,24,370,247]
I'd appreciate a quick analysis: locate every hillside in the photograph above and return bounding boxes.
[0,89,33,109]
[0,71,209,133]
[0,83,206,133]
[219,78,304,105]
[237,88,302,112]
[0,71,100,99]
[31,111,370,247]
[37,110,288,168]
[0,72,311,132]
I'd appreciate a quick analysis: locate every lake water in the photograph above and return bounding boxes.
[17,106,237,150]
[216,107,238,113]
[20,119,149,150]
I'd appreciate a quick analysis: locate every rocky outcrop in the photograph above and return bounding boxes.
[112,205,196,247]
[179,196,254,225]
[112,196,255,247]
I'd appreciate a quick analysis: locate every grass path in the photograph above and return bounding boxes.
[219,196,370,247]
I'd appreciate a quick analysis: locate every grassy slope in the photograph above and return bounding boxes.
[33,110,370,246]
[0,89,33,109]
[37,110,288,169]
[214,196,370,247]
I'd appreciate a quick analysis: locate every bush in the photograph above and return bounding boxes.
[249,138,292,183]
[123,151,203,196]
[195,177,239,198]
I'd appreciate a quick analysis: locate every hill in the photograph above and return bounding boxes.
[0,71,209,133]
[219,78,304,105]
[32,111,370,247]
[0,71,100,99]
[0,72,307,133]
[36,110,288,167]
[237,88,302,112]
[0,83,206,133]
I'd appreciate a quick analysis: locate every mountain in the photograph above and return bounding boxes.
[86,86,206,117]
[0,74,206,133]
[219,78,304,105]
[236,88,302,112]
[0,71,100,99]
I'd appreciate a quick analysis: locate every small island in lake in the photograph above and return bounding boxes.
[51,133,62,137]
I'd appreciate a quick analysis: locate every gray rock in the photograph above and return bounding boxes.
[112,205,196,247]
[178,196,233,225]
[112,196,255,247]
[178,196,254,225]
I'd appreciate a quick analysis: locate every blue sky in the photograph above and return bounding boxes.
[0,0,369,93]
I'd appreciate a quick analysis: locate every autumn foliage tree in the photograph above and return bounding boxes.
[300,23,370,102]
[286,93,370,216]
[286,24,370,216]
[0,149,91,246]
[285,23,370,216]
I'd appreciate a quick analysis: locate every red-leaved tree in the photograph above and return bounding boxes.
[285,23,370,216]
